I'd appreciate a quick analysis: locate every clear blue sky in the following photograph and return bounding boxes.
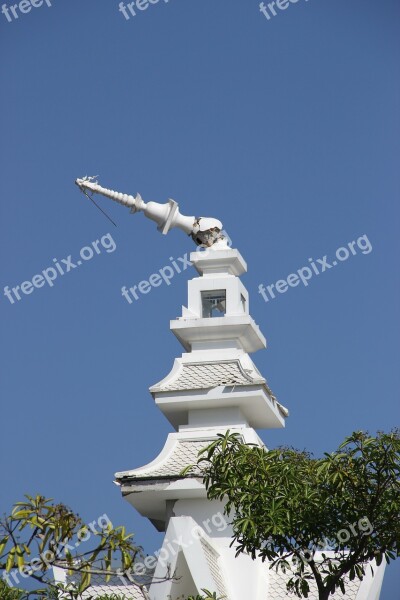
[1,0,399,596]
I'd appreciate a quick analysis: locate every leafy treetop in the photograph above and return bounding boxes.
[192,429,400,600]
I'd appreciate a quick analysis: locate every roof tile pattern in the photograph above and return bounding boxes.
[129,439,213,479]
[268,568,362,599]
[82,583,147,599]
[200,537,229,599]
[157,361,263,391]
[67,574,149,599]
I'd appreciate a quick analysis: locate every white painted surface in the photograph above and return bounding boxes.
[114,245,383,599]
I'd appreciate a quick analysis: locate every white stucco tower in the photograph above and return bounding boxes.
[114,240,291,599]
[73,179,385,600]
[113,240,386,600]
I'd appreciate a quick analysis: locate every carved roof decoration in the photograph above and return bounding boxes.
[150,359,289,419]
[151,360,262,392]
[115,438,213,481]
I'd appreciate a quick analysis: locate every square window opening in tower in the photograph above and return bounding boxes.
[201,290,226,318]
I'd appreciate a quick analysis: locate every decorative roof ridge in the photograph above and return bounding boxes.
[150,358,266,394]
[262,379,289,417]
[115,436,216,481]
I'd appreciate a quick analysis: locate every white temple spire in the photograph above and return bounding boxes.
[73,178,383,599]
[75,176,225,247]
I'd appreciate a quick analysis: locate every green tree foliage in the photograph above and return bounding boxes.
[173,591,222,600]
[0,577,218,600]
[0,579,24,599]
[185,590,223,599]
[195,430,400,600]
[0,494,151,599]
[0,589,131,600]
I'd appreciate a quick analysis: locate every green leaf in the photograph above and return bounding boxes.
[0,537,9,557]
[6,547,16,572]
[16,546,24,569]
[79,570,91,591]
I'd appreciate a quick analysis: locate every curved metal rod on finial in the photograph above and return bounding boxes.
[75,176,225,248]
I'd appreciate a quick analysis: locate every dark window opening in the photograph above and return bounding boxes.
[201,290,226,318]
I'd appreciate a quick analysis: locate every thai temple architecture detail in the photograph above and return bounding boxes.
[72,179,386,599]
[114,239,291,600]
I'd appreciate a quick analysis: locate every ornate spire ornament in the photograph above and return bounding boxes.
[75,176,225,247]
